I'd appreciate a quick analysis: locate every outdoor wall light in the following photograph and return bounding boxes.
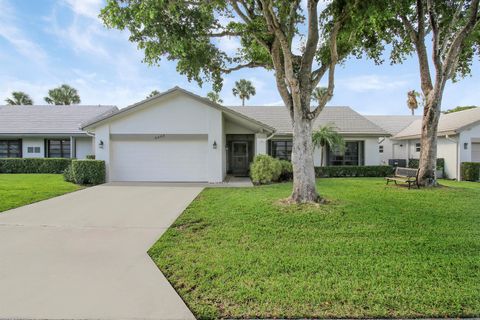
[99,140,104,149]
[213,141,217,149]
[464,142,468,150]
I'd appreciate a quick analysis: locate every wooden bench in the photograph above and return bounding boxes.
[385,167,419,189]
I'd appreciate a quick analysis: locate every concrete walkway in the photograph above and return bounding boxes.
[0,184,202,320]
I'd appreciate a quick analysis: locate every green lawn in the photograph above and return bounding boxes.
[149,178,480,319]
[0,174,81,213]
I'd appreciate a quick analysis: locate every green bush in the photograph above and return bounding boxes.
[278,160,293,181]
[460,162,480,181]
[408,158,445,171]
[0,158,72,174]
[63,165,74,183]
[315,165,394,178]
[250,155,282,184]
[71,160,105,185]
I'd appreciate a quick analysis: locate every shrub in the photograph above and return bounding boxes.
[278,160,293,181]
[86,154,96,160]
[250,155,282,184]
[63,165,74,183]
[408,158,445,171]
[71,160,106,185]
[0,158,72,174]
[460,162,480,181]
[315,165,394,178]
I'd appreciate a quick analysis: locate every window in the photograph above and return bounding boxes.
[46,139,71,158]
[270,140,292,160]
[0,140,22,158]
[379,145,384,153]
[28,147,41,153]
[415,143,421,152]
[327,141,364,166]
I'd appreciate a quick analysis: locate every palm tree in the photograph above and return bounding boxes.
[312,124,345,167]
[311,86,330,104]
[232,79,256,106]
[206,91,223,104]
[44,84,81,105]
[5,91,34,105]
[406,90,419,115]
[147,90,160,98]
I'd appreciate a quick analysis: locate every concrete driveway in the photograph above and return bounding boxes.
[0,184,203,320]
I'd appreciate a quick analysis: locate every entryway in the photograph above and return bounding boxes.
[226,134,254,176]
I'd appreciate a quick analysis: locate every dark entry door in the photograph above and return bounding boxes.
[231,142,249,176]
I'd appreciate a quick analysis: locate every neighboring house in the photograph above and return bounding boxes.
[81,87,387,183]
[0,105,117,159]
[390,108,480,180]
[365,115,421,165]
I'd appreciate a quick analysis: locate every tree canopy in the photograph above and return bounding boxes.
[232,79,256,106]
[206,91,223,104]
[5,91,34,105]
[147,90,160,99]
[44,84,81,105]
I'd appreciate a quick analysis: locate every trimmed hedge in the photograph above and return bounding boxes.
[408,158,445,171]
[460,162,480,181]
[68,160,106,185]
[0,158,72,174]
[315,165,394,178]
[250,155,282,184]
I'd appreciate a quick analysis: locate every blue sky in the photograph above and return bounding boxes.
[0,0,478,114]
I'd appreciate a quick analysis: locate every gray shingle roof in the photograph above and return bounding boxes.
[365,115,421,135]
[227,106,388,135]
[0,105,118,135]
[394,107,480,139]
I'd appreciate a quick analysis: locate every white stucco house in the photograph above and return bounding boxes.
[2,87,478,182]
[80,87,387,182]
[392,108,480,180]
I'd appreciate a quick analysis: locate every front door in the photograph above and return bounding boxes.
[231,142,249,176]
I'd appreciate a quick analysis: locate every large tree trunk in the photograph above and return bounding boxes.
[290,114,320,203]
[417,97,442,186]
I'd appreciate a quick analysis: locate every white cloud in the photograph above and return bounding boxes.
[0,0,48,63]
[338,74,410,92]
[217,36,241,55]
[62,0,103,19]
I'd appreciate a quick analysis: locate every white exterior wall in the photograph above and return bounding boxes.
[75,137,93,159]
[94,94,226,183]
[93,124,111,180]
[22,138,44,158]
[436,136,458,179]
[363,137,381,165]
[378,138,393,165]
[459,123,480,163]
[255,133,267,155]
[207,107,224,182]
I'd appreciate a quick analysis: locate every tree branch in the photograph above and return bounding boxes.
[309,19,341,120]
[442,0,480,79]
[220,61,266,73]
[301,0,320,75]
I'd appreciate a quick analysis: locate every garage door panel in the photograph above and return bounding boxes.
[110,138,208,182]
[472,143,480,162]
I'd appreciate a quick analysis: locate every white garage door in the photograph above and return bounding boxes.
[110,136,208,182]
[472,143,480,162]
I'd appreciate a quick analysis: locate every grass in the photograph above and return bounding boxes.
[0,174,81,213]
[149,178,480,319]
